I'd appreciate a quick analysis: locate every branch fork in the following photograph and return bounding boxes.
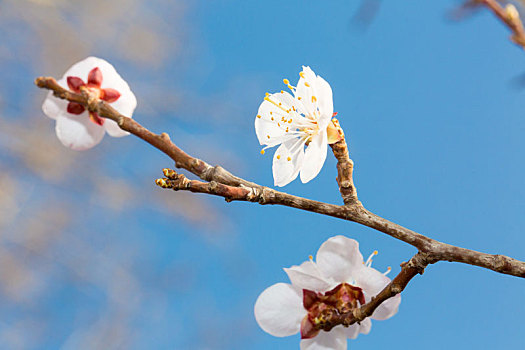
[35,74,525,335]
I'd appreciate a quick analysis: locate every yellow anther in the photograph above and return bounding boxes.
[373,250,378,255]
[260,149,265,155]
[264,96,289,113]
[299,72,305,78]
[308,255,313,261]
[267,135,270,139]
[257,115,261,119]
[304,82,310,87]
[270,111,273,115]
[278,123,281,127]
[271,117,274,121]
[311,96,317,102]
[292,106,296,111]
[288,119,292,124]
[286,127,289,132]
[281,90,284,94]
[265,92,270,97]
[287,156,291,161]
[277,155,281,160]
[298,96,302,100]
[283,78,290,85]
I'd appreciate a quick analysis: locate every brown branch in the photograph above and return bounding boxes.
[479,0,525,47]
[155,169,525,278]
[35,76,525,280]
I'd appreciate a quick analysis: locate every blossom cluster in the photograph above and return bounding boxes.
[40,59,400,350]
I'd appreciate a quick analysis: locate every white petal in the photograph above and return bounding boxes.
[55,114,105,151]
[104,119,130,137]
[255,91,298,147]
[272,138,306,187]
[342,317,372,340]
[343,323,360,340]
[254,283,305,337]
[42,91,68,120]
[355,266,391,298]
[300,130,328,183]
[295,66,318,116]
[300,327,347,350]
[314,75,333,129]
[358,317,372,335]
[370,293,401,320]
[316,236,364,283]
[284,261,331,292]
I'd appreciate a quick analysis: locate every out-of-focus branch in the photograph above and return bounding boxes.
[479,0,525,47]
[35,76,525,281]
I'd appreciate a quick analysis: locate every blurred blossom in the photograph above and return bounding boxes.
[42,57,137,150]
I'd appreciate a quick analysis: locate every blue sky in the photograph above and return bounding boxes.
[1,0,524,349]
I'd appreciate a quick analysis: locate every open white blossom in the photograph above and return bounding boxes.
[254,235,400,350]
[42,56,137,150]
[255,66,342,187]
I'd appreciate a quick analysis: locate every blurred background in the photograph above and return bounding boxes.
[0,0,524,349]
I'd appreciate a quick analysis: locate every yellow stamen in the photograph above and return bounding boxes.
[373,250,378,255]
[271,117,274,121]
[265,92,269,97]
[287,156,291,161]
[304,82,310,87]
[264,96,289,113]
[283,78,290,85]
[308,255,313,261]
[299,72,305,78]
[298,96,302,100]
[260,149,265,155]
[257,115,261,119]
[267,135,270,139]
[277,155,281,160]
[311,96,317,102]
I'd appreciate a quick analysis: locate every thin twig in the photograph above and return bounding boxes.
[329,118,359,206]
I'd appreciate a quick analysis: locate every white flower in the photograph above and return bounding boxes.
[42,56,137,150]
[254,235,401,350]
[254,66,341,187]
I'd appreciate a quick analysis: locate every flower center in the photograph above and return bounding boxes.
[300,282,365,339]
[65,67,121,126]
